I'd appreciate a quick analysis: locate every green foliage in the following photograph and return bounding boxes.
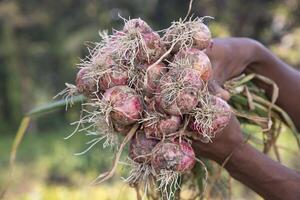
[27,95,86,117]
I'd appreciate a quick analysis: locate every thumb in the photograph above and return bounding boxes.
[208,80,231,101]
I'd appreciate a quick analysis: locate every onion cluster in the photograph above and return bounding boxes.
[64,17,231,198]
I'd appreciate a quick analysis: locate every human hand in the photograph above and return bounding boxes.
[205,37,261,84]
[193,38,261,162]
[195,38,300,200]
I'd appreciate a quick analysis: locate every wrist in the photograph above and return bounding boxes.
[223,142,253,173]
[211,139,249,166]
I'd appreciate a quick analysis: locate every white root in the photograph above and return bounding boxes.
[92,124,139,184]
[53,83,78,110]
[190,93,230,142]
[122,159,155,200]
[156,170,181,200]
[64,96,118,151]
[162,17,212,51]
[160,70,197,105]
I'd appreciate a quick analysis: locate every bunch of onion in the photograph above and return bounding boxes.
[53,14,299,200]
[55,16,232,200]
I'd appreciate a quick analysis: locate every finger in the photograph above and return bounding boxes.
[208,80,231,101]
[203,39,214,57]
[215,87,231,101]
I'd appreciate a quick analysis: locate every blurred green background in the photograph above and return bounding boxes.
[0,0,300,199]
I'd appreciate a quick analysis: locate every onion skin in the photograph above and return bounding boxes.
[191,23,212,50]
[174,48,212,81]
[189,96,231,135]
[103,85,135,104]
[123,18,153,33]
[163,21,211,53]
[129,131,159,163]
[76,67,98,97]
[143,99,182,139]
[99,67,128,91]
[157,68,203,115]
[103,86,143,125]
[87,52,129,92]
[175,140,196,172]
[142,62,167,97]
[158,116,181,136]
[158,68,203,92]
[151,140,195,172]
[147,98,165,114]
[112,120,132,135]
[175,88,199,113]
[163,28,184,53]
[156,88,199,116]
[144,115,181,139]
[137,31,166,64]
[122,18,166,64]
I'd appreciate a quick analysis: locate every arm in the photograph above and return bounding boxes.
[193,116,300,200]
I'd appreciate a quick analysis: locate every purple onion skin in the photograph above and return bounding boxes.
[99,66,128,91]
[123,18,153,33]
[156,68,203,115]
[129,132,159,163]
[103,86,143,125]
[189,96,231,135]
[174,48,212,82]
[151,140,195,173]
[136,31,166,64]
[192,23,212,50]
[144,115,181,139]
[143,62,167,97]
[76,68,98,97]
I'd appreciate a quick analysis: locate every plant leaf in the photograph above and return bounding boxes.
[27,95,86,117]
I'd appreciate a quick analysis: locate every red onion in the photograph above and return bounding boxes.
[129,131,159,163]
[157,68,203,115]
[189,96,231,136]
[163,21,211,53]
[144,114,181,139]
[123,18,152,33]
[76,67,98,97]
[103,86,143,125]
[136,31,166,64]
[190,22,212,50]
[151,140,195,172]
[142,62,167,97]
[174,48,212,81]
[99,66,128,91]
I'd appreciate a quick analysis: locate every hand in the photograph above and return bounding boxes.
[192,115,244,164]
[195,38,255,160]
[205,37,261,84]
[206,37,300,131]
[195,38,300,200]
[193,115,300,200]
